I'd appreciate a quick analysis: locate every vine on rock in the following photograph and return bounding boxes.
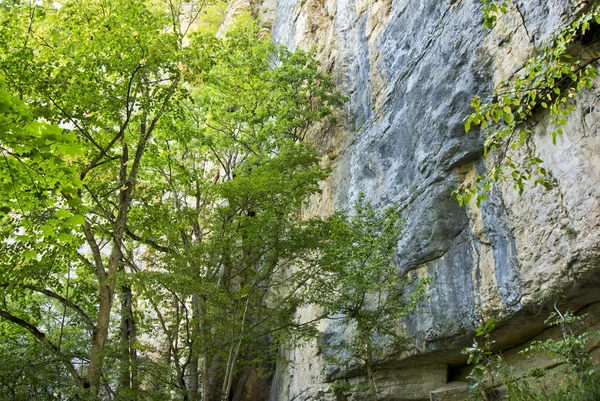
[455,3,600,207]
[481,0,511,29]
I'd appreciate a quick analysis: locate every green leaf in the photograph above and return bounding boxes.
[41,224,55,237]
[23,249,38,261]
[69,214,86,227]
[55,209,71,219]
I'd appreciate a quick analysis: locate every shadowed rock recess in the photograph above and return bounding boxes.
[221,0,600,399]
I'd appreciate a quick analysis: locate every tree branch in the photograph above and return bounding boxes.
[129,75,182,185]
[45,94,103,153]
[0,309,87,388]
[0,283,95,330]
[81,64,143,180]
[82,222,107,282]
[125,226,174,254]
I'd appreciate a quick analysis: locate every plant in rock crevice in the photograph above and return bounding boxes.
[456,3,600,207]
[463,306,600,401]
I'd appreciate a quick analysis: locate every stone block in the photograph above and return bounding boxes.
[429,382,469,401]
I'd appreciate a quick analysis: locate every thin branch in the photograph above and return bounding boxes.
[125,227,174,254]
[129,75,182,186]
[0,309,87,388]
[45,94,103,152]
[82,222,107,282]
[83,184,116,222]
[0,283,95,330]
[80,131,126,180]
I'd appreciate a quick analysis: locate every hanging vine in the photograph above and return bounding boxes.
[455,3,600,207]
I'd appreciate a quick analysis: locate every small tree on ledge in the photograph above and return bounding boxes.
[315,194,430,401]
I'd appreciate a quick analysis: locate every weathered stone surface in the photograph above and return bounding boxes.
[453,301,600,382]
[215,0,600,399]
[271,360,448,401]
[429,382,470,401]
[350,364,448,401]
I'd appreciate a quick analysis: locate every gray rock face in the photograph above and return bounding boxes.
[227,0,600,399]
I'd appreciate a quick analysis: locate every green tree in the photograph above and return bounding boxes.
[0,0,214,397]
[126,17,342,401]
[0,75,90,397]
[315,195,429,401]
[0,2,344,399]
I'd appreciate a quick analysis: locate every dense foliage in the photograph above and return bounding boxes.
[0,1,424,400]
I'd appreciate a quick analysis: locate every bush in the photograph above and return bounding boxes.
[463,308,600,401]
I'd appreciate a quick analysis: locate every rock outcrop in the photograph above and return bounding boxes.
[222,0,600,399]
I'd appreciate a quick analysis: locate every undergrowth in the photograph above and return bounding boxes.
[463,307,600,401]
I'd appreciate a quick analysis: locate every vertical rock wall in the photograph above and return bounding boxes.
[222,0,600,399]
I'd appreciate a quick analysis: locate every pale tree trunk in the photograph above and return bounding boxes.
[221,290,254,401]
[366,346,378,401]
[173,298,191,401]
[191,294,211,401]
[221,344,235,401]
[201,298,211,401]
[189,293,201,401]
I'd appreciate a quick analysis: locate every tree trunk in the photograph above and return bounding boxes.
[88,279,114,396]
[119,284,137,395]
[221,289,254,401]
[366,347,378,401]
[231,363,251,401]
[190,293,201,401]
[88,213,127,396]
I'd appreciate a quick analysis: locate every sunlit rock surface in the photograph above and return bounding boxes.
[222,0,600,399]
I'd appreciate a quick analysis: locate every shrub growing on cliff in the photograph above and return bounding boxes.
[455,3,600,206]
[315,195,430,401]
[463,308,600,401]
[462,319,504,400]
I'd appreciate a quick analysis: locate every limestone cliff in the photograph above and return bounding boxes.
[223,0,600,399]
